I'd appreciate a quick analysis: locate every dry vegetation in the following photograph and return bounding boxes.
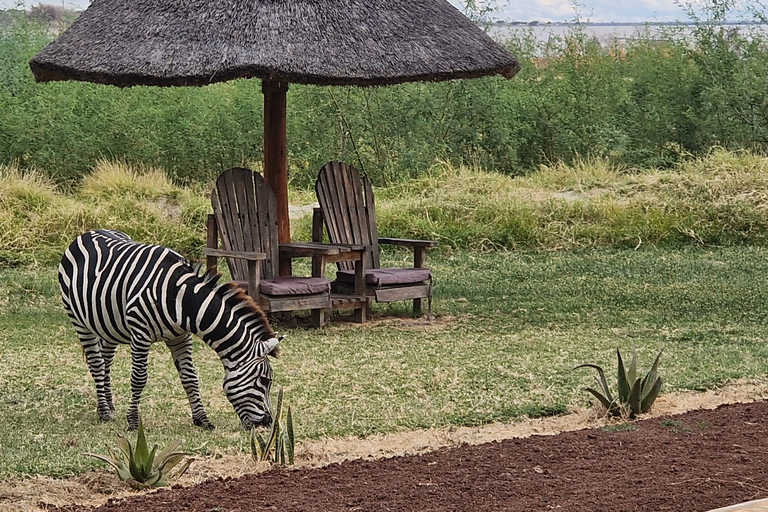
[5,149,768,269]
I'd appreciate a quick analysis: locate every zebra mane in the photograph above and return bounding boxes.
[214,279,276,341]
[179,265,277,348]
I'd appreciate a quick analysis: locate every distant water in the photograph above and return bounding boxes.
[488,23,768,45]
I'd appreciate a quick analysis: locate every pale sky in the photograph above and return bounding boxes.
[0,0,753,24]
[446,0,755,23]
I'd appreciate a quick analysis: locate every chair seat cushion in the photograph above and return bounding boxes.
[244,276,330,296]
[336,267,432,288]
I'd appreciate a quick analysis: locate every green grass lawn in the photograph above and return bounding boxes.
[2,246,768,479]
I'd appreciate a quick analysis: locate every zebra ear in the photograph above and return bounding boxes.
[263,336,282,357]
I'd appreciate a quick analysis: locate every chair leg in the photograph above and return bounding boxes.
[413,298,423,317]
[311,308,327,328]
[354,304,367,324]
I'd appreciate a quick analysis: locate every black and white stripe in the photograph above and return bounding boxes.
[59,230,281,430]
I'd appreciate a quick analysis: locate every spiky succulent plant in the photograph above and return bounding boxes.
[250,387,294,466]
[85,418,193,489]
[574,346,663,418]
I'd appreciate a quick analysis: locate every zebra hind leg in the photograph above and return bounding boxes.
[101,340,118,415]
[167,335,215,430]
[80,335,115,422]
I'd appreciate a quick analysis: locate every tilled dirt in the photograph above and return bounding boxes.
[57,399,768,512]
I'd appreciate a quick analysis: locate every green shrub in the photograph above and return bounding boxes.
[574,346,663,418]
[5,2,768,184]
[85,418,193,489]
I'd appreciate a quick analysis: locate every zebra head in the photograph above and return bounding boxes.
[222,335,282,429]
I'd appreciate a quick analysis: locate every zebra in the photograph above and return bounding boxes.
[58,229,282,430]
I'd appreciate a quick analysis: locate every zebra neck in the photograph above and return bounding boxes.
[176,271,268,367]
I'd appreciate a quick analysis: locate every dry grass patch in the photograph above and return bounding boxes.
[372,150,768,250]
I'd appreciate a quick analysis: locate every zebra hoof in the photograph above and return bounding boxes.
[193,417,215,430]
[98,410,114,422]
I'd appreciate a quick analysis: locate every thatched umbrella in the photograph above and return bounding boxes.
[29,0,520,265]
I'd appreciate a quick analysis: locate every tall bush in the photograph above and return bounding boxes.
[3,1,768,186]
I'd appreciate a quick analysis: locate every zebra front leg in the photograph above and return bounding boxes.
[127,338,151,431]
[166,335,214,430]
[80,334,115,422]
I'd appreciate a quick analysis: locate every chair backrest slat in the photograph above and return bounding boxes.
[362,173,380,269]
[212,168,279,281]
[316,162,380,271]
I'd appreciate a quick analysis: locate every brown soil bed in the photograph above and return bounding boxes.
[57,398,768,512]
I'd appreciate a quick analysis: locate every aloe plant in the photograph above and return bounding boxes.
[574,346,663,418]
[250,387,294,466]
[85,418,193,489]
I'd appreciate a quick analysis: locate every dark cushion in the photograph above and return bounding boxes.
[258,276,330,296]
[336,267,431,288]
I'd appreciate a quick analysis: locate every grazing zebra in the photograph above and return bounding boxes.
[58,230,282,430]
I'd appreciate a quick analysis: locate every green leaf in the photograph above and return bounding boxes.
[274,387,284,422]
[627,378,642,417]
[86,448,132,482]
[134,419,150,470]
[276,432,285,466]
[616,349,631,403]
[156,452,188,474]
[84,453,122,472]
[640,377,663,413]
[583,387,617,414]
[106,446,127,467]
[153,439,184,467]
[263,421,280,462]
[285,405,294,465]
[144,469,163,487]
[641,350,663,398]
[128,449,146,482]
[249,428,260,460]
[574,363,613,403]
[254,431,268,461]
[628,344,638,387]
[116,434,132,461]
[144,444,158,478]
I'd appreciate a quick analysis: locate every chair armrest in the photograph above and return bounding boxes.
[202,248,265,297]
[279,242,345,258]
[378,238,438,249]
[202,248,267,261]
[377,238,437,269]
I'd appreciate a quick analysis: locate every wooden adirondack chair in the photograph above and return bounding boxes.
[204,167,364,327]
[313,161,438,318]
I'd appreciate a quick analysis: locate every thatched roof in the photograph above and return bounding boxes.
[29,0,520,87]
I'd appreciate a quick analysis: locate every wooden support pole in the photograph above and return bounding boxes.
[206,214,219,274]
[262,79,291,275]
